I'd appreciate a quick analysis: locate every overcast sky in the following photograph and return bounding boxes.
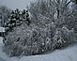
[0,0,34,9]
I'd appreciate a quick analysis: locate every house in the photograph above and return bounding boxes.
[0,27,5,37]
[0,27,5,46]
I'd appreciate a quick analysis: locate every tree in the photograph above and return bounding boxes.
[29,0,77,31]
[0,6,11,27]
[5,10,16,32]
[22,9,31,25]
[28,0,54,27]
[28,0,77,48]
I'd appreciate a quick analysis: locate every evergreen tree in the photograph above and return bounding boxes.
[5,10,16,32]
[25,10,31,25]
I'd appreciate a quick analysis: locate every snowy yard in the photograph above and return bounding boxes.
[0,37,77,61]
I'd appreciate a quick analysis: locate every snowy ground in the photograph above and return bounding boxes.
[0,37,77,61]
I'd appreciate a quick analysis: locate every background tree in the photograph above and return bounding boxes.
[0,6,11,27]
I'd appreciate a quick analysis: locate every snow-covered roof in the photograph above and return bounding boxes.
[0,27,5,32]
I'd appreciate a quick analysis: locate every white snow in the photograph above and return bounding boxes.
[0,27,5,32]
[19,45,77,61]
[0,36,77,61]
[0,37,3,46]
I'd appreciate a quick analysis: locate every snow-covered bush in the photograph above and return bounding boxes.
[3,0,77,56]
[4,22,56,56]
[52,26,76,49]
[4,21,76,56]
